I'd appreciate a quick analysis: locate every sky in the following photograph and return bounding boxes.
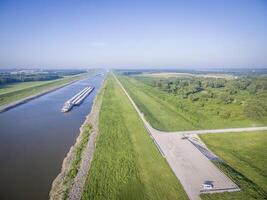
[0,0,267,69]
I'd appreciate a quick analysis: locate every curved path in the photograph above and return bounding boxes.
[114,74,267,200]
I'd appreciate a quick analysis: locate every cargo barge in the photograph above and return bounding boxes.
[61,86,94,112]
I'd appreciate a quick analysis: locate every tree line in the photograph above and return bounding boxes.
[0,70,86,85]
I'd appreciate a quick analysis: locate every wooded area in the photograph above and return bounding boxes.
[134,75,267,121]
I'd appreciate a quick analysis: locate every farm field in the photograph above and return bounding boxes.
[0,74,87,106]
[117,74,267,131]
[200,131,267,200]
[81,75,188,200]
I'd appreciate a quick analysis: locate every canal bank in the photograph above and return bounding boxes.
[49,76,106,200]
[0,71,105,200]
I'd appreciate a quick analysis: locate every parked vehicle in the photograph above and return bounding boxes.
[202,182,214,190]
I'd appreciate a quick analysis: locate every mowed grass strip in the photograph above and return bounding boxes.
[82,75,188,200]
[0,74,86,106]
[118,75,197,131]
[200,131,267,200]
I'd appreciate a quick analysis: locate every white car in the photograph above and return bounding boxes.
[202,182,213,190]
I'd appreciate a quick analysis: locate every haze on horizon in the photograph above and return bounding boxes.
[0,0,267,69]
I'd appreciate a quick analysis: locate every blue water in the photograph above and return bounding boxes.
[0,72,105,200]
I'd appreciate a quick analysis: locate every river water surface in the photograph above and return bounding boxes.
[0,72,105,200]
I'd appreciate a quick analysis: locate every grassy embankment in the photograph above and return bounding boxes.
[81,75,188,200]
[0,73,88,106]
[118,75,266,131]
[200,131,267,200]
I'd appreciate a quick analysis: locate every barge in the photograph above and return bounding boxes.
[61,86,94,112]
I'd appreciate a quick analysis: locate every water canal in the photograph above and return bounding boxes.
[0,72,105,200]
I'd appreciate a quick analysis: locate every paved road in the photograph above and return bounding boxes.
[114,75,266,200]
[168,126,267,135]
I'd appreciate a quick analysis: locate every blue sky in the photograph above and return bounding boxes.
[0,0,267,69]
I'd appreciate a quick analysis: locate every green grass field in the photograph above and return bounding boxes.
[0,74,87,106]
[200,131,267,200]
[0,81,51,95]
[81,75,188,200]
[118,75,266,131]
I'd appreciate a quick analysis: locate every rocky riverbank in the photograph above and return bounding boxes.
[49,78,106,200]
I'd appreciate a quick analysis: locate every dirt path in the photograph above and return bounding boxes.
[114,74,267,200]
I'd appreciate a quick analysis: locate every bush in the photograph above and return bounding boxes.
[218,93,234,104]
[247,84,257,94]
[189,95,199,101]
[219,110,231,119]
[244,99,266,120]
